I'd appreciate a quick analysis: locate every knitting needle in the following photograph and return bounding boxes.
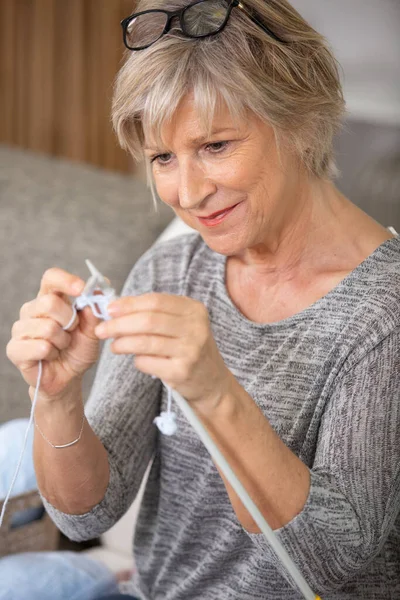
[169,386,318,600]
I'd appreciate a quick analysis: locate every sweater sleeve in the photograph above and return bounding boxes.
[245,328,400,596]
[40,249,162,542]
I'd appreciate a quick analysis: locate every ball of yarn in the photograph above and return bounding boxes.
[153,412,178,436]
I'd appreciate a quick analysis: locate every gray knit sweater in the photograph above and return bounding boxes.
[42,232,400,599]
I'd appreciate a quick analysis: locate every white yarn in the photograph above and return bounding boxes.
[74,293,113,320]
[153,386,178,436]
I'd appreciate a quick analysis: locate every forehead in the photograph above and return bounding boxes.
[143,94,245,151]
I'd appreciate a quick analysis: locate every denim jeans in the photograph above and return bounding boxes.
[93,596,139,600]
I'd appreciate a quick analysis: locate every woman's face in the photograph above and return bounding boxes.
[144,93,305,256]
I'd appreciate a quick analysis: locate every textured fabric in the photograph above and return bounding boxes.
[41,232,400,599]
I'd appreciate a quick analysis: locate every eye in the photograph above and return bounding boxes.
[206,141,229,153]
[150,153,172,166]
[149,141,229,167]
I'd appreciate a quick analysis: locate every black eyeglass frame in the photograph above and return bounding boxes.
[121,0,286,51]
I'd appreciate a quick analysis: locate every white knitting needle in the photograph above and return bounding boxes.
[168,386,318,600]
[85,259,107,283]
[83,259,111,295]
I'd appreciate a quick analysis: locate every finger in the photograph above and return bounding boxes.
[20,294,79,331]
[12,318,72,351]
[133,354,176,381]
[108,293,195,317]
[6,339,59,369]
[111,334,179,357]
[95,312,181,340]
[38,267,85,299]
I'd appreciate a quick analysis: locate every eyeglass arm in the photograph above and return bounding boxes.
[237,1,286,44]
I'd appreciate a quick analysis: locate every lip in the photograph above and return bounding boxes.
[197,202,241,227]
[198,203,239,219]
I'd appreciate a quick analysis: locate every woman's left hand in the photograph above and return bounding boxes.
[94,293,234,412]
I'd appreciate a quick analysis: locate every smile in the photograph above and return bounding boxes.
[197,202,242,227]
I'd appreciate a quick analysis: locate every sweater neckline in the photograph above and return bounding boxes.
[214,235,400,330]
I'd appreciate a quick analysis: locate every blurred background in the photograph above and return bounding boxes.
[293,0,400,228]
[0,0,399,423]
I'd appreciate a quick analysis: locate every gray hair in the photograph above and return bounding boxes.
[112,0,346,204]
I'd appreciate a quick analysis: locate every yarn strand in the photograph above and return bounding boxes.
[0,359,44,527]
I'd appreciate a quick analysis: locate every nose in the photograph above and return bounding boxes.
[178,159,216,210]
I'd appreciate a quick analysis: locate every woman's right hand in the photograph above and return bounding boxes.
[6,267,104,403]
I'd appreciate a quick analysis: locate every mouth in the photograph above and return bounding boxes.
[197,202,242,227]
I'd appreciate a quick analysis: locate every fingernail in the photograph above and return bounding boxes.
[107,304,119,316]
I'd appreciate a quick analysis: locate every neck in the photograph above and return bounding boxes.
[235,177,346,278]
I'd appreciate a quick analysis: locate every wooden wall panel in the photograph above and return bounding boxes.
[29,0,55,152]
[53,0,86,159]
[0,0,16,144]
[0,0,135,173]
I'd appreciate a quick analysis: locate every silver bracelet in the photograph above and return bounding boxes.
[34,412,86,449]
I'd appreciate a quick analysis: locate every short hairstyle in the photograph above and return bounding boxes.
[112,0,346,199]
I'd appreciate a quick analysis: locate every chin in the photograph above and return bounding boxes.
[199,229,247,256]
[185,200,249,255]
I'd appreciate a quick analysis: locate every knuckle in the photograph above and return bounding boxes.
[137,336,148,354]
[148,336,160,354]
[6,340,15,361]
[41,267,58,284]
[149,294,161,309]
[44,319,58,339]
[192,321,207,345]
[11,320,21,338]
[143,313,155,330]
[134,336,147,354]
[39,340,52,358]
[195,301,208,318]
[20,301,32,319]
[42,293,58,314]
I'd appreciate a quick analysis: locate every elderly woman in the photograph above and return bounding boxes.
[6,0,400,598]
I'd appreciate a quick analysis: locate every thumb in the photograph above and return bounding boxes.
[78,305,104,337]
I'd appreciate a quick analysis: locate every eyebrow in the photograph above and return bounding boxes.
[143,127,238,152]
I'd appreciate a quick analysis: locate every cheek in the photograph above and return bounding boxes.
[218,145,272,190]
[236,150,282,198]
[153,174,179,208]
[216,161,265,204]
[214,153,251,182]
